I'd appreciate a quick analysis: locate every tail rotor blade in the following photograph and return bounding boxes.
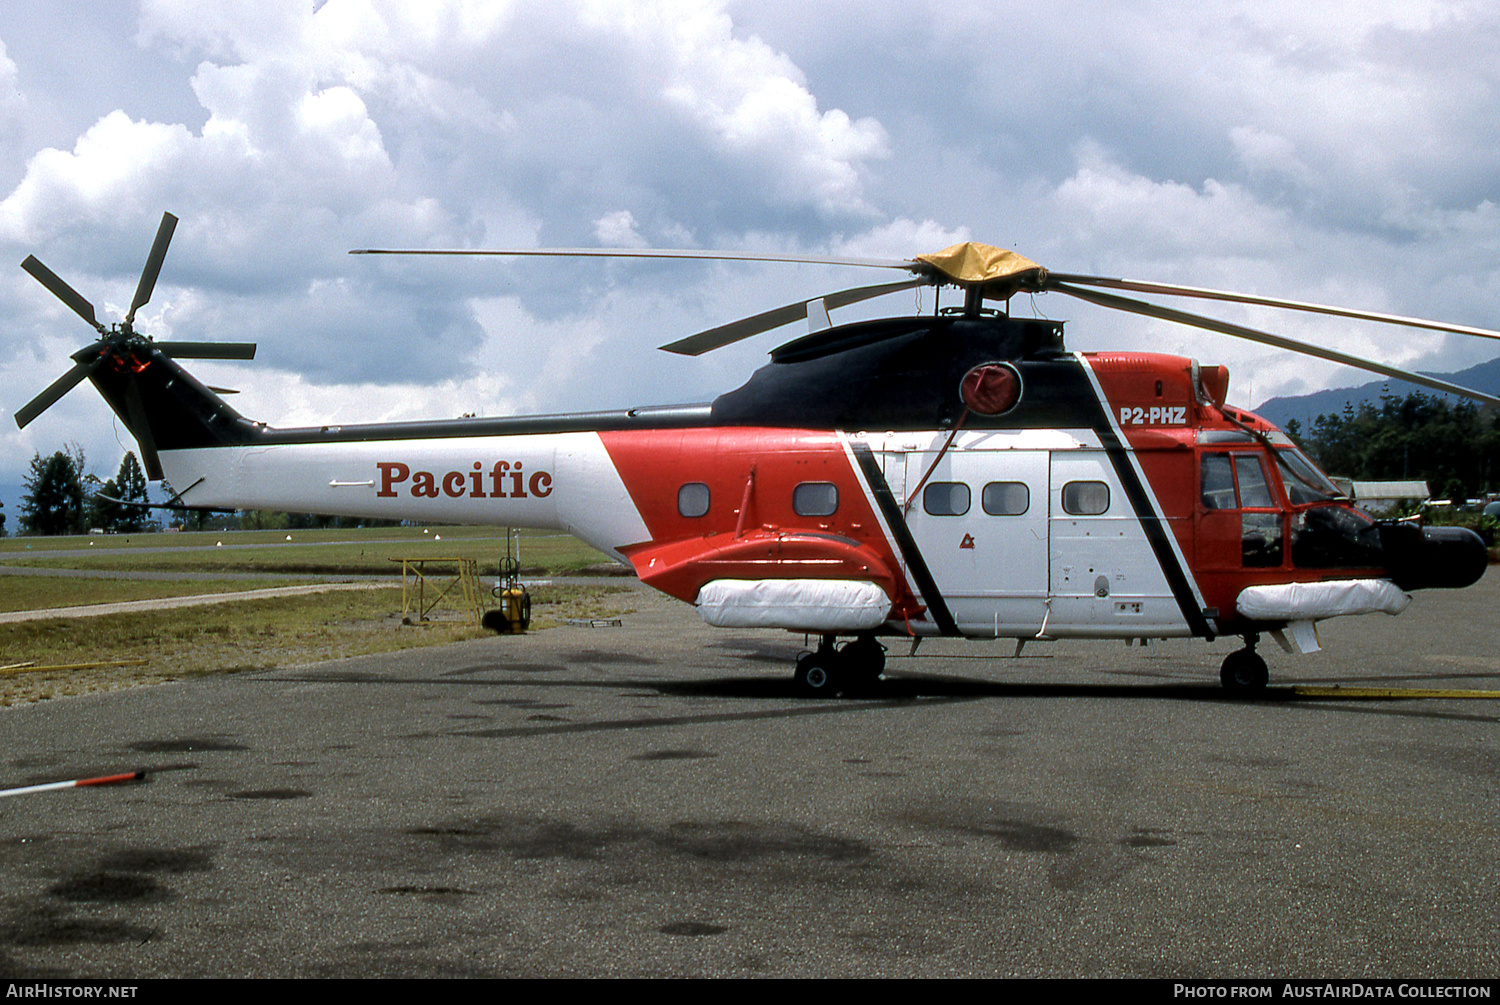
[122,382,163,479]
[20,256,106,334]
[14,356,103,429]
[153,341,256,360]
[126,212,178,325]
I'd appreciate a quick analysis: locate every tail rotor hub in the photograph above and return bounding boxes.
[15,212,255,431]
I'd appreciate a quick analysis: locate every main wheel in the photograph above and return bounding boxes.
[1220,649,1269,692]
[794,653,843,696]
[839,636,886,687]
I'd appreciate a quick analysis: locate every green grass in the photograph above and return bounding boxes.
[0,575,307,612]
[0,581,631,707]
[0,526,635,706]
[0,526,622,577]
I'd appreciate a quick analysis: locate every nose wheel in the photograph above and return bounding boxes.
[1220,635,1269,693]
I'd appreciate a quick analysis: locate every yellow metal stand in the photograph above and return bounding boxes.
[391,557,485,626]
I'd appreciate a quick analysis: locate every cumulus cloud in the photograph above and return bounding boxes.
[833,218,970,259]
[635,13,888,215]
[0,113,171,229]
[593,209,647,247]
[1051,143,1296,262]
[0,37,21,124]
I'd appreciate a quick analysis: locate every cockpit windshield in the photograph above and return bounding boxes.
[1274,447,1346,505]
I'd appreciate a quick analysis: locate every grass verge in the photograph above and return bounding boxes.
[0,575,309,612]
[0,527,621,577]
[0,582,631,707]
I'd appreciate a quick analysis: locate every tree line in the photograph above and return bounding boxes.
[7,446,402,536]
[1286,393,1500,502]
[11,448,152,536]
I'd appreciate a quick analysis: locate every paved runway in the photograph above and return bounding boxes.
[1,572,1497,978]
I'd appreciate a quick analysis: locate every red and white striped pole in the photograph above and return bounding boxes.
[0,771,145,799]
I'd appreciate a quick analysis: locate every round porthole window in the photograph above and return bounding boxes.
[959,362,1022,415]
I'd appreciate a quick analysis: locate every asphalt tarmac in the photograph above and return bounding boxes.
[1,571,1497,978]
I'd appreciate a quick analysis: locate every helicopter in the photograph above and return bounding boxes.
[13,213,1497,695]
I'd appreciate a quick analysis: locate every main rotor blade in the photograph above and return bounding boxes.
[349,246,913,269]
[661,278,928,356]
[20,256,106,334]
[14,357,103,429]
[1048,281,1500,408]
[127,212,178,324]
[1048,273,1500,343]
[153,341,257,360]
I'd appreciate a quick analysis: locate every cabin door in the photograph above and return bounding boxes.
[884,447,1050,636]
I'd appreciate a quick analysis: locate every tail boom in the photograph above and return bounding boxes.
[158,432,651,560]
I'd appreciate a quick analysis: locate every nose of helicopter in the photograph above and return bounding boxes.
[1380,522,1490,590]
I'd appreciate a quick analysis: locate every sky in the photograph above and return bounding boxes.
[2,0,1499,495]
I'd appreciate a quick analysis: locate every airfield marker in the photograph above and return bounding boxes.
[0,770,146,799]
[1291,685,1500,700]
[1,658,148,676]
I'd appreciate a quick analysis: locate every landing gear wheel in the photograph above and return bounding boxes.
[1220,648,1269,693]
[839,636,886,690]
[794,652,843,696]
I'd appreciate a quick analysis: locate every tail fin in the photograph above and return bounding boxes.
[86,345,262,479]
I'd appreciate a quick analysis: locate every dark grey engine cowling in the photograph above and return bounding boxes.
[709,315,1069,431]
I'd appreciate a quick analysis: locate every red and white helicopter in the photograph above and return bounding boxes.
[15,214,1496,694]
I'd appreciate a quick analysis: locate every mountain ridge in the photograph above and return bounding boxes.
[1252,356,1500,432]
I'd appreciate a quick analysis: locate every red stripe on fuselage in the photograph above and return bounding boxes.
[1083,352,1202,554]
[598,428,912,609]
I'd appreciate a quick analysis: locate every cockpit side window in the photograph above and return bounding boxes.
[1200,451,1284,567]
[1235,455,1276,508]
[1202,451,1278,509]
[1242,513,1283,567]
[1291,505,1382,569]
[1201,453,1236,510]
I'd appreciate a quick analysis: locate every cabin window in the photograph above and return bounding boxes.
[981,481,1030,516]
[1062,480,1109,516]
[793,482,839,517]
[677,482,710,518]
[923,481,970,516]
